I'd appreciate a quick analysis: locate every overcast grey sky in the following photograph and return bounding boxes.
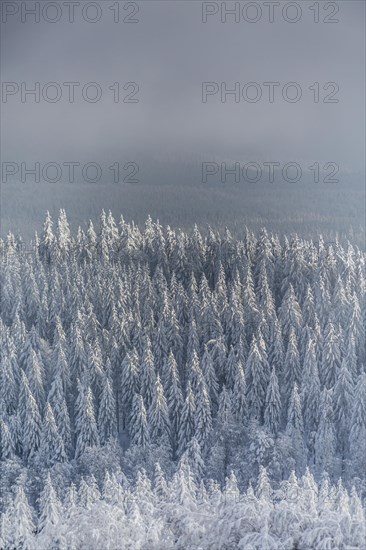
[1,1,365,175]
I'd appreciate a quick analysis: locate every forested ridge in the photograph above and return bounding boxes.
[0,210,365,549]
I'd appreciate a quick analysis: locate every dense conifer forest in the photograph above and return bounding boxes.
[0,210,365,549]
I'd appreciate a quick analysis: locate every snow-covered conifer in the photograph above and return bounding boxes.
[19,370,42,459]
[178,382,196,456]
[98,368,117,444]
[38,473,62,533]
[12,481,35,549]
[149,375,171,444]
[74,380,99,458]
[39,402,67,466]
[264,367,281,436]
[129,393,150,448]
